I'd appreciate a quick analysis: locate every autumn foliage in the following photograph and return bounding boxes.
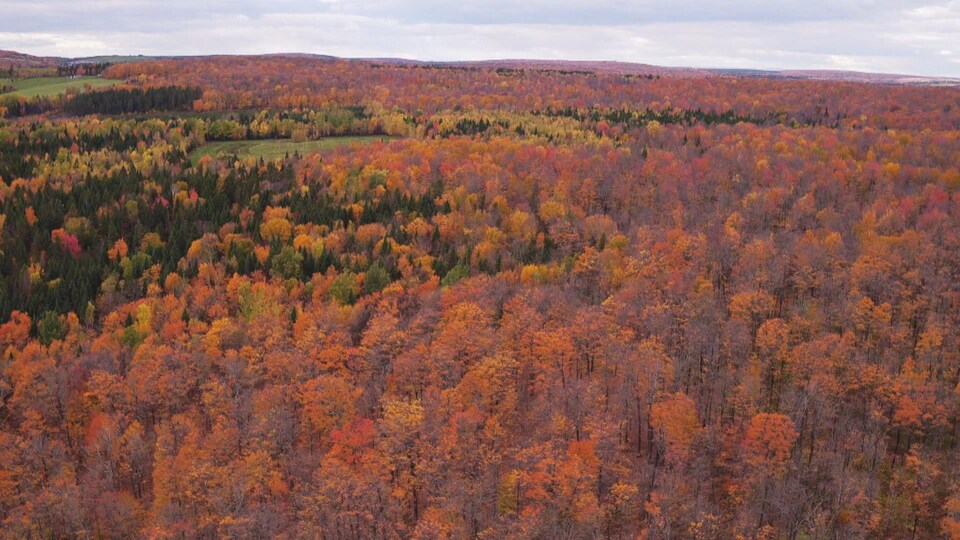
[0,54,958,538]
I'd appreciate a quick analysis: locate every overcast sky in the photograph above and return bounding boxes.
[1,0,958,76]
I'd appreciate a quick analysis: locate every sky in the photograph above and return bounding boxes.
[1,0,959,77]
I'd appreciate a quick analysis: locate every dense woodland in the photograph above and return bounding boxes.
[0,55,959,539]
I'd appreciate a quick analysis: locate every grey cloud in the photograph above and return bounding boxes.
[2,0,943,29]
[333,0,937,25]
[0,0,958,76]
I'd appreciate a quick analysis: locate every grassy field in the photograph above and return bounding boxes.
[73,55,156,64]
[1,76,121,98]
[190,136,395,164]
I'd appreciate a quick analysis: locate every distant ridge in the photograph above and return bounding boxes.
[365,58,715,78]
[396,59,960,85]
[307,56,960,86]
[2,49,957,86]
[776,69,960,86]
[0,49,63,68]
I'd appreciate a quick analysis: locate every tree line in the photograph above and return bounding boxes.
[64,85,202,115]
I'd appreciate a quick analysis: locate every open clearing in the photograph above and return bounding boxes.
[190,136,395,164]
[1,76,122,98]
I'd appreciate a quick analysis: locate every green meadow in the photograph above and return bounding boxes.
[190,136,394,164]
[1,76,122,98]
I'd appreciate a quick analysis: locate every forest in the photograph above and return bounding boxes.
[0,54,959,539]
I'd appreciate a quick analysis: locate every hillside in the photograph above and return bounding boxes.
[3,49,958,86]
[0,50,959,539]
[0,49,62,68]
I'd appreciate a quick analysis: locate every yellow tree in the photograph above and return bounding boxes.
[378,397,425,525]
[651,391,701,463]
[742,412,798,532]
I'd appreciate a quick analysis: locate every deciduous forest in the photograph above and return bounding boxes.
[1,55,959,539]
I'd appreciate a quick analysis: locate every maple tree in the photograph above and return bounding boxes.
[0,52,958,538]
